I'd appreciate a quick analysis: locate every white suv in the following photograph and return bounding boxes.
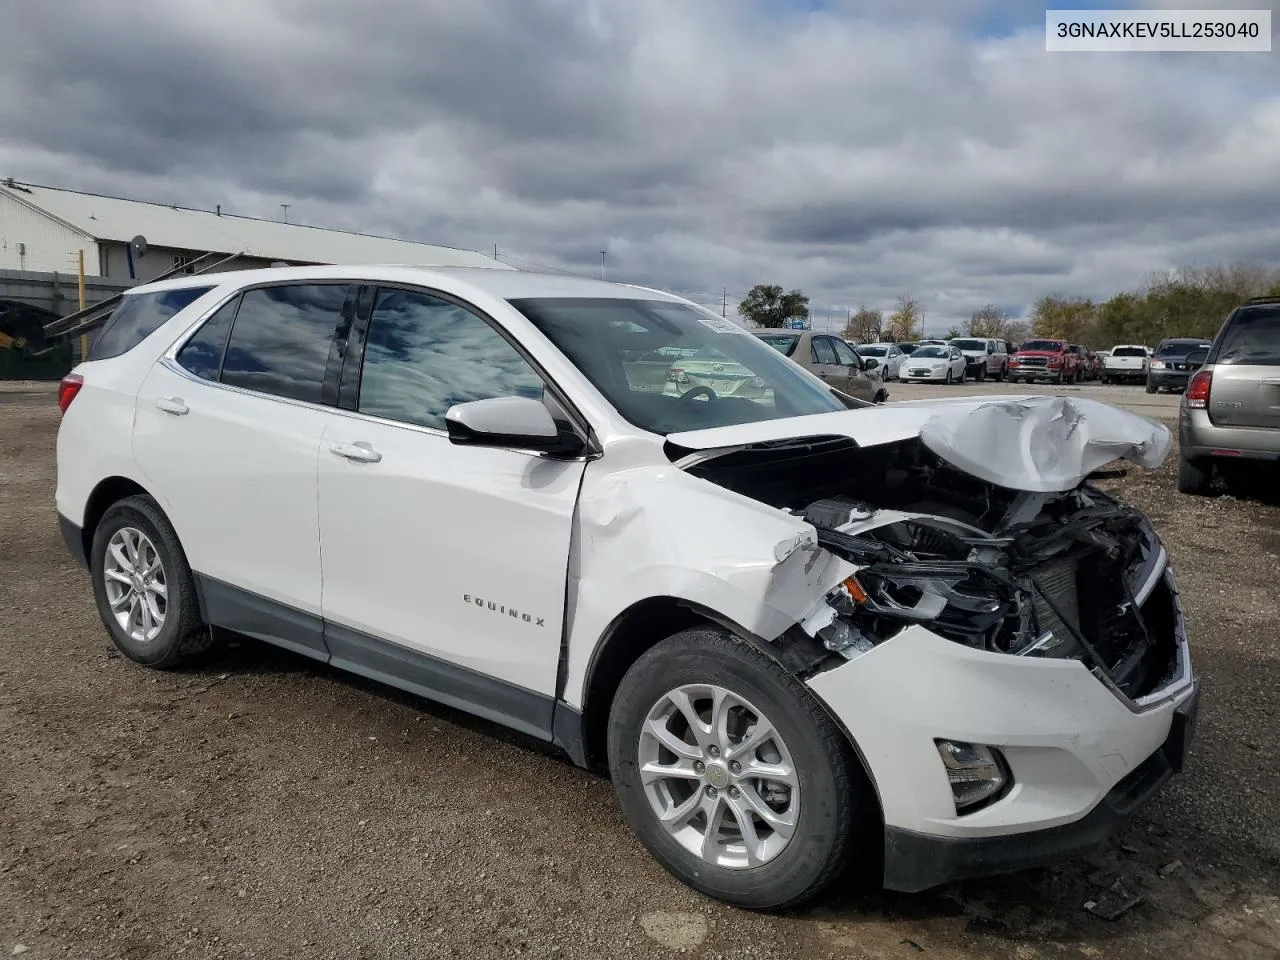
[56,266,1199,909]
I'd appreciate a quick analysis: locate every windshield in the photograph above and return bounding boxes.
[1112,346,1146,358]
[951,339,986,351]
[1214,305,1280,365]
[856,345,886,357]
[1019,340,1064,352]
[912,346,949,359]
[510,298,848,434]
[1157,341,1211,358]
[756,333,800,357]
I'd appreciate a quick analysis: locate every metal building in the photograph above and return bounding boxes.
[0,178,507,281]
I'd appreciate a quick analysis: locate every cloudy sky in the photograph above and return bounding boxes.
[2,0,1277,333]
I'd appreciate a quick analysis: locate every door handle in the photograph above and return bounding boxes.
[154,397,188,416]
[329,441,382,464]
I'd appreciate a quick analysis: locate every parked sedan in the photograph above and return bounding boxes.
[900,344,969,383]
[852,342,905,380]
[756,330,888,402]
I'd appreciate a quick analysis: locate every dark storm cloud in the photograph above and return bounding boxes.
[2,0,1279,331]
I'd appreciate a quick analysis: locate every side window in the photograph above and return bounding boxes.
[88,286,213,361]
[832,339,861,367]
[811,337,838,365]
[358,288,544,431]
[220,284,349,403]
[176,297,240,381]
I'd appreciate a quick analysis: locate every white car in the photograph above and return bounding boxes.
[947,337,1009,381]
[852,342,905,380]
[899,344,969,383]
[56,266,1197,909]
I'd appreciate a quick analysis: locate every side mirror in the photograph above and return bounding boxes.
[1185,349,1209,367]
[445,396,585,457]
[863,357,879,369]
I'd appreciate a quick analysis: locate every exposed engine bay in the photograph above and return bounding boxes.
[678,434,1183,703]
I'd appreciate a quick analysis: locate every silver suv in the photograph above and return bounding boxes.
[1177,297,1280,494]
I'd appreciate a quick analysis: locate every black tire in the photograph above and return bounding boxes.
[945,369,953,384]
[1145,379,1157,394]
[976,366,986,382]
[1177,457,1212,496]
[874,390,888,404]
[1054,370,1064,385]
[89,495,212,669]
[607,628,869,910]
[995,365,1005,382]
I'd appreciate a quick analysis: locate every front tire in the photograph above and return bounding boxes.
[90,495,212,669]
[1145,379,1158,394]
[945,369,953,384]
[608,628,868,910]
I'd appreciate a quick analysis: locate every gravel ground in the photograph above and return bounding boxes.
[2,380,1278,959]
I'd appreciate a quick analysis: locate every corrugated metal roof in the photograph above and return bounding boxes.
[0,181,511,270]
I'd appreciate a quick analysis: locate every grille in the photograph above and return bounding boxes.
[1018,357,1048,368]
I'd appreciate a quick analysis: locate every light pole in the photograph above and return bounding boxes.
[601,250,606,280]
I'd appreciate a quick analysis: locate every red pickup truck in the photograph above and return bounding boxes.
[1008,338,1082,384]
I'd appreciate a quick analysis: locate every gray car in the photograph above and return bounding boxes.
[1177,297,1280,494]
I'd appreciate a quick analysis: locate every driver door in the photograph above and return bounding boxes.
[316,286,587,735]
[831,338,876,400]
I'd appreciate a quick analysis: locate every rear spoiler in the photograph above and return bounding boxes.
[42,251,245,339]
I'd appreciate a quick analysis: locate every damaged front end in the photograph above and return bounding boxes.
[802,487,1183,706]
[668,396,1187,711]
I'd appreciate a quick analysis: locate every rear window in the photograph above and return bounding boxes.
[757,334,799,357]
[88,286,213,361]
[1213,305,1280,366]
[856,345,886,357]
[1112,346,1146,358]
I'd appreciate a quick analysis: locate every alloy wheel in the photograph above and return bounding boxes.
[638,684,799,869]
[102,526,167,643]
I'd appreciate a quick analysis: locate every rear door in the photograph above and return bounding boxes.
[1207,305,1280,429]
[133,283,354,653]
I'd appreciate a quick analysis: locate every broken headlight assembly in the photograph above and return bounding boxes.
[819,563,1020,655]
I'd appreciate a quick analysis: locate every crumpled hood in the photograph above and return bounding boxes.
[667,395,1172,493]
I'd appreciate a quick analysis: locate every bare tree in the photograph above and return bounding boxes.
[842,305,883,343]
[966,304,1015,339]
[885,295,923,342]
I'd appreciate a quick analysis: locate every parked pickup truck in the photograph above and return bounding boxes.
[1102,345,1151,384]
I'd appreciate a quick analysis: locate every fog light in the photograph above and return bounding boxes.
[935,740,1009,813]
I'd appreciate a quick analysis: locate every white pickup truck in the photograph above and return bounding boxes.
[1101,344,1151,384]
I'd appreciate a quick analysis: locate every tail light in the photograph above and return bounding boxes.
[57,374,84,413]
[1185,369,1212,409]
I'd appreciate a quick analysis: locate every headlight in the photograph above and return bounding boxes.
[845,566,1012,648]
[1150,360,1165,370]
[935,740,1009,812]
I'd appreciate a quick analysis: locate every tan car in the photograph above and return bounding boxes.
[755,330,888,403]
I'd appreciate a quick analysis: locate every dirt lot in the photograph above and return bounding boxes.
[2,380,1278,960]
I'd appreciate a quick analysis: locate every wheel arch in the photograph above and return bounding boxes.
[80,476,156,558]
[575,597,885,819]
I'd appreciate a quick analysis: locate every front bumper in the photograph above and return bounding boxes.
[902,368,948,381]
[1008,365,1062,380]
[882,683,1198,891]
[1179,407,1280,461]
[1148,369,1191,390]
[805,575,1196,891]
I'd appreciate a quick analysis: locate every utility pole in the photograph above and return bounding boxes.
[722,287,727,317]
[600,250,606,280]
[280,203,290,223]
[77,249,88,362]
[494,243,498,260]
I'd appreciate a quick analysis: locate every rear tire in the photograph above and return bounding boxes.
[607,628,870,910]
[1177,457,1212,496]
[90,495,213,669]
